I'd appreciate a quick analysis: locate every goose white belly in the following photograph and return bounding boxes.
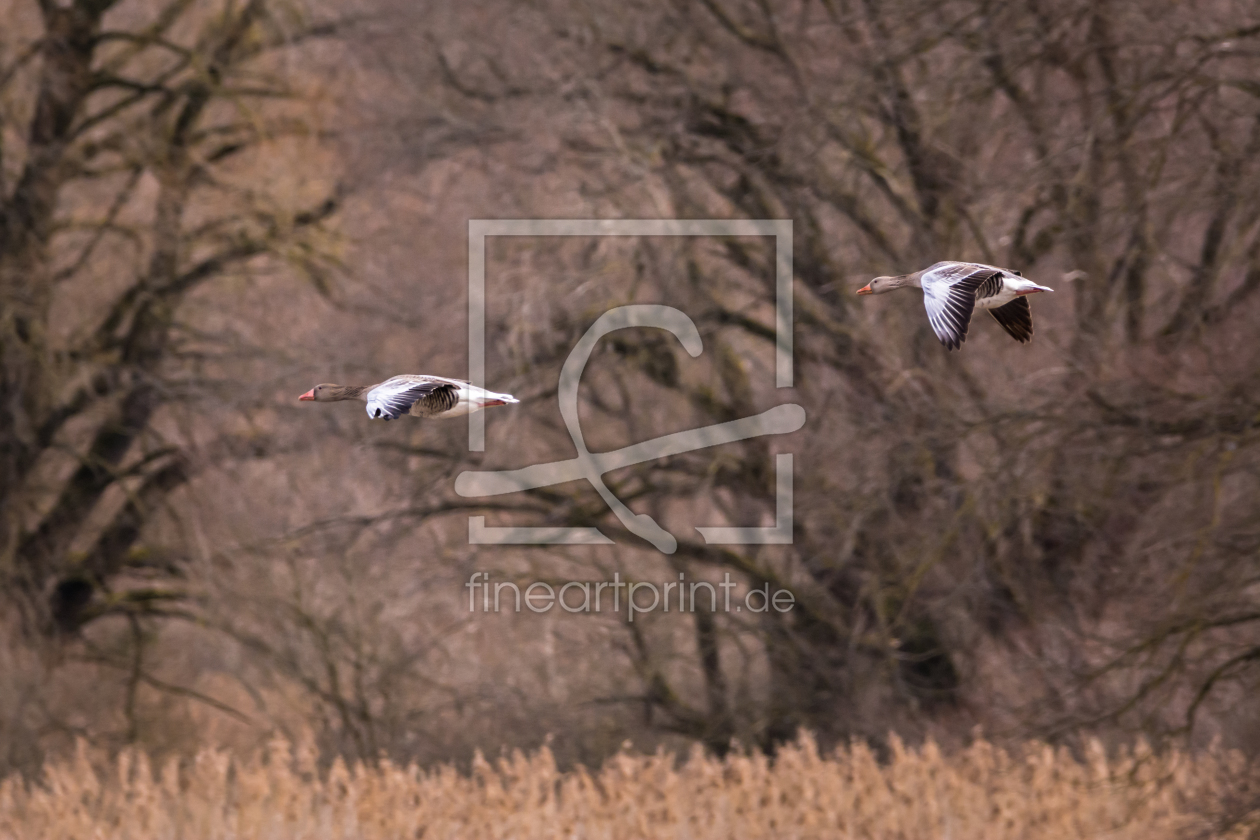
[974,284,1019,310]
[435,383,518,417]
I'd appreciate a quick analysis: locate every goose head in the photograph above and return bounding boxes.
[856,275,907,295]
[299,384,345,401]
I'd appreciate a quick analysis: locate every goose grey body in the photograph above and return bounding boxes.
[299,375,519,421]
[857,261,1053,350]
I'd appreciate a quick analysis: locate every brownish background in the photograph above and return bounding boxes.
[2,0,1260,778]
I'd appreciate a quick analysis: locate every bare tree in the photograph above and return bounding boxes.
[348,0,1260,751]
[0,0,341,638]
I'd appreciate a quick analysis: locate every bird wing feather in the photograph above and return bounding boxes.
[366,380,458,420]
[920,265,1003,350]
[989,297,1034,343]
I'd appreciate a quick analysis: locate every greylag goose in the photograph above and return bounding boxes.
[299,375,518,421]
[856,261,1053,350]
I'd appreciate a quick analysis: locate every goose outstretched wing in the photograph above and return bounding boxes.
[366,379,459,421]
[920,264,1003,350]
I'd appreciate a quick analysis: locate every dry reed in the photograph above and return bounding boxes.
[0,733,1251,839]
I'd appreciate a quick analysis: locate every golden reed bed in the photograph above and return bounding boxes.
[0,733,1252,839]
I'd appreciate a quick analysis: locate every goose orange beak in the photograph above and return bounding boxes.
[856,284,873,295]
[298,389,315,401]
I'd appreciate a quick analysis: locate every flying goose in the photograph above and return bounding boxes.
[856,261,1053,350]
[299,375,518,421]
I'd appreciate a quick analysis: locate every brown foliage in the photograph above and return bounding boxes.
[3,732,1254,839]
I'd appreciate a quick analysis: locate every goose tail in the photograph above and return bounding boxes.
[462,385,519,411]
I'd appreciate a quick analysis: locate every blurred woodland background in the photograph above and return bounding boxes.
[2,0,1260,783]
